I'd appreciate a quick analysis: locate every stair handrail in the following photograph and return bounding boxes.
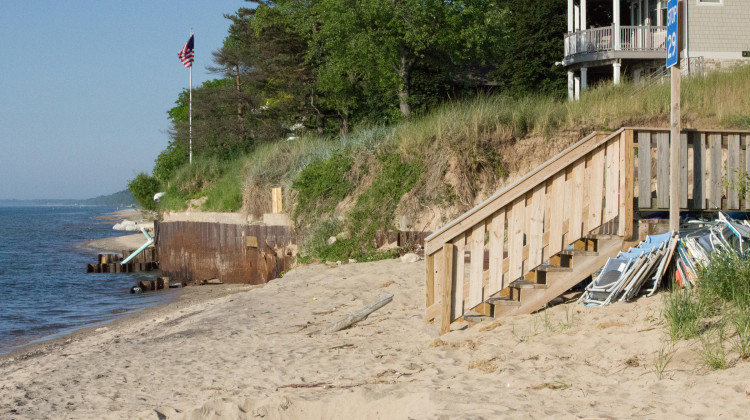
[425,129,625,256]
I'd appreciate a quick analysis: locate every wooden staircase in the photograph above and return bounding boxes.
[424,129,634,334]
[425,127,750,335]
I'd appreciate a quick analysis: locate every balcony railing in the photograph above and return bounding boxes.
[564,25,667,58]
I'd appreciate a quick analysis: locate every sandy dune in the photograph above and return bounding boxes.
[1,258,750,419]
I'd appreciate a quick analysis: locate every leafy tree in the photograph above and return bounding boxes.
[128,173,161,211]
[492,0,567,96]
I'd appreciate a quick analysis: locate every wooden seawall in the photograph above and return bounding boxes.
[157,221,297,285]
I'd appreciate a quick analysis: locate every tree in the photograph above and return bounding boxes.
[128,173,160,211]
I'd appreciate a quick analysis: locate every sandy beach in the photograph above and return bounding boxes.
[84,209,155,252]
[2,254,750,419]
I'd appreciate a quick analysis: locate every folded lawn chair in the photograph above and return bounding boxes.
[579,232,674,306]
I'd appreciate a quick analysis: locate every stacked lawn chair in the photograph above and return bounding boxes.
[578,232,677,306]
[675,213,750,288]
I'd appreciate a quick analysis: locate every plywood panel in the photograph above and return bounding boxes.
[508,197,526,282]
[657,132,670,209]
[727,134,740,209]
[709,134,722,209]
[527,185,546,269]
[638,132,652,208]
[468,222,485,308]
[488,211,505,294]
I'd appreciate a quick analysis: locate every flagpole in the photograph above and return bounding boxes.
[189,28,193,165]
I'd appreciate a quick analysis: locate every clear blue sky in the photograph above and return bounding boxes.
[0,1,251,200]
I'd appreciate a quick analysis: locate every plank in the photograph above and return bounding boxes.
[325,294,393,334]
[638,132,652,208]
[508,197,526,283]
[468,222,486,309]
[680,133,688,209]
[434,250,443,309]
[488,211,505,294]
[527,185,546,269]
[656,132,670,209]
[588,146,605,230]
[569,158,585,242]
[605,138,620,222]
[272,187,283,214]
[453,234,466,320]
[693,132,706,210]
[727,134,740,209]
[619,130,635,238]
[441,244,454,334]
[424,251,435,308]
[709,133,722,209]
[548,172,566,255]
[746,135,750,210]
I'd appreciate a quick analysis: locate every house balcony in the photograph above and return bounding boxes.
[563,25,667,68]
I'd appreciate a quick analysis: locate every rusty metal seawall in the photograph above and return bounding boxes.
[157,221,297,285]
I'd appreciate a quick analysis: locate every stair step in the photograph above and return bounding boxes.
[510,280,548,289]
[463,313,494,323]
[487,297,521,306]
[559,248,599,256]
[586,234,619,240]
[535,264,572,272]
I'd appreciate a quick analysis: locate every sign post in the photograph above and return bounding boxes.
[667,0,681,232]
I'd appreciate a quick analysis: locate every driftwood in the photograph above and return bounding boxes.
[323,294,393,334]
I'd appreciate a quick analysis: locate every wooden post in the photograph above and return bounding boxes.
[619,129,634,238]
[669,1,681,232]
[441,243,454,335]
[670,66,680,232]
[272,187,282,214]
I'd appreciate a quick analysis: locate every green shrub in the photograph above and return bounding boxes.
[128,173,161,211]
[349,152,423,240]
[698,251,750,310]
[291,151,354,224]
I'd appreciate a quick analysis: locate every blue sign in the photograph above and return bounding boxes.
[666,0,679,68]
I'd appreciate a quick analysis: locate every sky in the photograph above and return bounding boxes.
[0,1,251,200]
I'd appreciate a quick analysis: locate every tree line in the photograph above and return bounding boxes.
[140,0,566,200]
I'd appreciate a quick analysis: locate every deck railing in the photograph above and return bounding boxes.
[564,26,666,57]
[634,129,750,211]
[424,129,634,333]
[425,128,750,333]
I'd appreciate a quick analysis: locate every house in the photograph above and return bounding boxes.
[563,0,750,100]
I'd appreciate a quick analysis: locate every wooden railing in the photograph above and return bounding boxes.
[424,129,635,333]
[634,129,750,211]
[425,127,750,333]
[564,25,666,57]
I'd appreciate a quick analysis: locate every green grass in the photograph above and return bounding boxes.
[664,249,750,370]
[663,286,704,340]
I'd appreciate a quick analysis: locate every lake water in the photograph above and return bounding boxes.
[0,206,174,354]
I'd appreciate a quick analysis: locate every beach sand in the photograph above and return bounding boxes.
[84,209,155,252]
[2,256,750,419]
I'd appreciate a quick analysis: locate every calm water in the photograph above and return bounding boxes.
[0,206,174,354]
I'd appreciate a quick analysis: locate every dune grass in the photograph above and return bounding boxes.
[159,65,750,260]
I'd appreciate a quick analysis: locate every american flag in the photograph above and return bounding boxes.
[178,34,194,68]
